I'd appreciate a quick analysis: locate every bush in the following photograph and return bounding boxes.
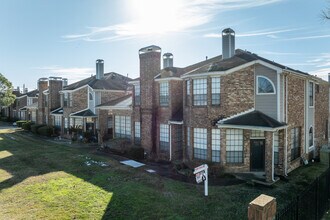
[22,121,34,131]
[16,120,28,127]
[0,117,9,122]
[127,147,144,160]
[31,124,44,134]
[37,125,54,137]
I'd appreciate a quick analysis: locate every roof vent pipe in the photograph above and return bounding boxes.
[96,59,104,79]
[163,53,173,68]
[222,28,235,59]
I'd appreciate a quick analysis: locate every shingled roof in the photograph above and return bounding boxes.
[183,49,309,76]
[17,89,38,98]
[63,72,132,91]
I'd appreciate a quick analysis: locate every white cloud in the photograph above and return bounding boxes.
[257,51,299,56]
[34,66,94,84]
[285,34,330,41]
[63,0,284,42]
[307,53,330,80]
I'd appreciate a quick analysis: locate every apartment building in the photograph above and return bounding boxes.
[123,28,329,182]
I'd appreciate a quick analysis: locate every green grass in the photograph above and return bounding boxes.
[0,126,328,220]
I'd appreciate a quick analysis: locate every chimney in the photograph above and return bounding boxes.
[62,78,68,87]
[17,86,20,93]
[24,88,28,93]
[138,45,161,155]
[96,59,104,79]
[222,28,235,59]
[163,53,173,68]
[23,84,26,94]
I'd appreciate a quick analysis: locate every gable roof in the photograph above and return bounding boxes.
[183,49,309,77]
[17,89,39,98]
[96,94,132,108]
[70,109,97,118]
[50,107,64,115]
[217,110,287,131]
[63,72,132,91]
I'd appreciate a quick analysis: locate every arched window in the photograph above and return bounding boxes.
[309,127,313,147]
[257,76,275,94]
[89,93,93,101]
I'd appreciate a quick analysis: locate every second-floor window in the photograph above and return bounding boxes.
[160,124,169,151]
[193,78,207,106]
[186,80,190,106]
[211,77,220,105]
[159,82,169,106]
[134,122,141,145]
[134,84,140,106]
[309,82,314,107]
[45,95,48,107]
[63,93,68,107]
[257,76,275,94]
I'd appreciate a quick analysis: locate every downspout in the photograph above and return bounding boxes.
[272,131,275,181]
[169,123,172,161]
[285,74,288,176]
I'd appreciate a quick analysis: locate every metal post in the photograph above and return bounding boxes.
[204,167,208,196]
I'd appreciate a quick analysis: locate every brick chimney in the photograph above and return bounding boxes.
[163,53,173,68]
[37,78,49,124]
[139,45,161,155]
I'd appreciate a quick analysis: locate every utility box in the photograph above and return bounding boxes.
[320,145,330,166]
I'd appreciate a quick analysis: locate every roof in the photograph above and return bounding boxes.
[51,108,63,115]
[218,110,286,129]
[63,72,132,91]
[71,109,97,118]
[155,67,185,79]
[17,89,38,98]
[97,94,132,107]
[184,49,309,76]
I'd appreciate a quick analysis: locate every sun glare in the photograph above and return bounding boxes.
[128,0,186,35]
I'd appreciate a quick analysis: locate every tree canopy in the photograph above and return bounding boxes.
[0,73,16,107]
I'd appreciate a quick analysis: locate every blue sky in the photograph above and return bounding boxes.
[0,0,329,90]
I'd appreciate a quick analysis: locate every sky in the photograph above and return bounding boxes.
[0,0,330,90]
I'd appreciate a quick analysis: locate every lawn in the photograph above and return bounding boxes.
[0,126,328,220]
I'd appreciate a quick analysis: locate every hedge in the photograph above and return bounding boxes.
[22,121,34,131]
[16,120,29,127]
[31,124,45,134]
[37,125,54,137]
[127,147,144,160]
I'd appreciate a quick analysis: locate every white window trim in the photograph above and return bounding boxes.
[256,76,276,95]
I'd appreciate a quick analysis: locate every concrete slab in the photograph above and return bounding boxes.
[120,160,145,168]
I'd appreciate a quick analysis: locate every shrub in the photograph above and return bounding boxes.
[37,125,54,137]
[0,117,8,122]
[22,121,34,131]
[127,147,144,160]
[31,124,44,134]
[16,120,28,127]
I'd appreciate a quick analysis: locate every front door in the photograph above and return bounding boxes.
[250,139,265,171]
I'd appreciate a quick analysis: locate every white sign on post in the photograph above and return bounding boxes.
[193,164,208,196]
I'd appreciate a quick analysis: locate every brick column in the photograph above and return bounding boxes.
[248,194,276,220]
[265,131,273,182]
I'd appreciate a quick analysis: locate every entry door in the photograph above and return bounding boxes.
[250,139,265,171]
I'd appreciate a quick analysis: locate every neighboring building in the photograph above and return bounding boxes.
[126,28,329,182]
[56,59,132,137]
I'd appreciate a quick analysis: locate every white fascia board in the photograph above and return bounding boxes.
[93,89,127,93]
[217,124,287,132]
[168,121,184,125]
[128,80,140,85]
[60,84,89,94]
[69,108,89,117]
[16,95,27,100]
[43,90,49,95]
[97,106,132,110]
[155,77,183,82]
[181,60,283,79]
[154,73,161,79]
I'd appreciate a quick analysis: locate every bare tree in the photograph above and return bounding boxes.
[323,2,330,19]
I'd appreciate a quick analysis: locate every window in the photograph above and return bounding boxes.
[134,84,140,106]
[274,132,279,165]
[160,124,169,151]
[54,116,62,128]
[135,122,141,145]
[309,127,313,147]
[309,82,314,107]
[211,77,220,105]
[75,118,83,127]
[194,128,207,160]
[115,116,131,139]
[89,93,93,101]
[44,95,48,107]
[193,78,207,106]
[69,93,72,107]
[291,127,300,161]
[159,82,169,106]
[212,129,220,162]
[251,130,264,138]
[226,129,243,163]
[257,76,275,94]
[186,80,191,106]
[187,127,191,148]
[107,117,113,134]
[64,117,68,133]
[63,93,68,107]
